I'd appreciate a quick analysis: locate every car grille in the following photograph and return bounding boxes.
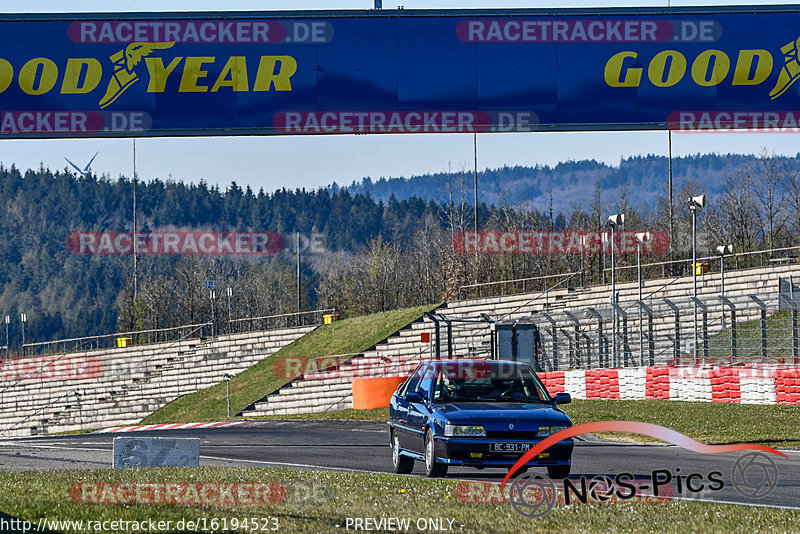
[485,430,537,439]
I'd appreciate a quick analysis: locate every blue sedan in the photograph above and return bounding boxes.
[388,359,573,477]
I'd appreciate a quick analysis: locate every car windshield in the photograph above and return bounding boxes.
[431,362,552,403]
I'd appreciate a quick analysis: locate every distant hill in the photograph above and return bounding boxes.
[2,151,796,344]
[343,153,795,211]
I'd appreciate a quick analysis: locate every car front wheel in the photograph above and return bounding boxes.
[424,430,447,477]
[391,431,414,474]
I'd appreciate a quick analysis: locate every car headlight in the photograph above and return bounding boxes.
[538,425,569,437]
[444,424,486,437]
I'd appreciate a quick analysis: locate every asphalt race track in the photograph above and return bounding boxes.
[0,420,798,509]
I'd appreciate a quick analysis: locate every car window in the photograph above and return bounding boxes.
[415,365,435,400]
[400,365,425,397]
[432,361,551,403]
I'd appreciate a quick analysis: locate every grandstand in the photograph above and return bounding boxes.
[1,262,797,434]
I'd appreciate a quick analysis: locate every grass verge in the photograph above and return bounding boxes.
[1,467,798,534]
[141,304,438,424]
[561,398,800,448]
[264,400,800,448]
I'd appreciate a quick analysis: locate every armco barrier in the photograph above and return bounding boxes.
[539,365,800,405]
[352,376,406,410]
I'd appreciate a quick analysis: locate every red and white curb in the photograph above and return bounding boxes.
[100,421,254,433]
[539,365,800,405]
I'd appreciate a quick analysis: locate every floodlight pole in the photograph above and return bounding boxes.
[610,224,616,367]
[607,215,624,368]
[637,239,643,365]
[691,205,699,365]
[20,313,26,354]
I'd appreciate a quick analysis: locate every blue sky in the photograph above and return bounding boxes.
[2,0,799,193]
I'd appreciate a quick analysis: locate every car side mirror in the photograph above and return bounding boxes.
[553,392,571,405]
[406,392,425,404]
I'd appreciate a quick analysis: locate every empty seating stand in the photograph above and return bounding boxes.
[0,326,314,437]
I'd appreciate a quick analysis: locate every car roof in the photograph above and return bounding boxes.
[419,359,528,367]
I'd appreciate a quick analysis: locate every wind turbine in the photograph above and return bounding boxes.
[64,151,99,176]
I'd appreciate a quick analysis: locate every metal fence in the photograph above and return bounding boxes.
[530,292,796,371]
[458,245,800,300]
[10,308,336,357]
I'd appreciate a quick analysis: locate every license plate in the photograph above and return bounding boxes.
[490,442,531,453]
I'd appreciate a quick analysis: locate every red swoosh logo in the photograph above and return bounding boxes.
[501,420,786,487]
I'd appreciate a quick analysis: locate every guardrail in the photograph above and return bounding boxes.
[19,322,213,357]
[229,308,336,333]
[603,245,800,279]
[458,271,584,300]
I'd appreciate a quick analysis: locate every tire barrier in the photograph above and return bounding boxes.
[539,364,798,405]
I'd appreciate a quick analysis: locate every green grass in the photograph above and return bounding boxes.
[1,467,798,533]
[561,399,800,448]
[267,400,800,448]
[141,304,439,424]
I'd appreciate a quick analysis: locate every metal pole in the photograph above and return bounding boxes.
[473,132,478,238]
[210,290,215,338]
[793,309,799,367]
[296,232,301,324]
[473,132,479,284]
[374,0,382,7]
[720,255,726,329]
[580,235,586,287]
[637,242,643,366]
[668,130,674,275]
[692,207,699,365]
[611,226,617,367]
[226,378,231,418]
[133,139,138,301]
[227,287,232,335]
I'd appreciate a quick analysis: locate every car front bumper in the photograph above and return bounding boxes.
[433,436,573,466]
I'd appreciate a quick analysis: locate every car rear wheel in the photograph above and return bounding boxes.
[391,431,414,474]
[424,430,447,477]
[547,464,571,479]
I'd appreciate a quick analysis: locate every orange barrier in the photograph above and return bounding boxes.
[352,376,406,410]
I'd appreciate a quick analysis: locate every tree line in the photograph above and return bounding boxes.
[0,150,797,345]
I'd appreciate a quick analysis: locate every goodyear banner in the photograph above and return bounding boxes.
[2,6,800,138]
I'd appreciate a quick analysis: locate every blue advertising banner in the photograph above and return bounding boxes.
[1,5,800,137]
